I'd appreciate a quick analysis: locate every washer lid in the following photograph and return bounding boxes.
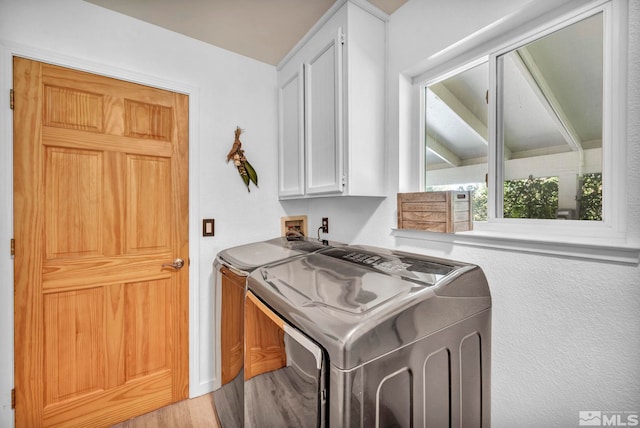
[259,247,455,315]
[248,246,491,369]
[217,237,329,272]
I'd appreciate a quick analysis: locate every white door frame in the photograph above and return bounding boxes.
[0,40,204,427]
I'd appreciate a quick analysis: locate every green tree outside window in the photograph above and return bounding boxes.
[503,176,558,219]
[428,173,601,222]
[578,173,603,221]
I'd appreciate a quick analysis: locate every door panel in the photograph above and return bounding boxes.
[44,288,104,406]
[126,155,171,253]
[13,57,189,428]
[45,147,103,259]
[43,85,104,132]
[125,279,171,380]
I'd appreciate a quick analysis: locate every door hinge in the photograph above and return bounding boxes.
[339,31,345,45]
[10,89,14,110]
[11,388,15,409]
[10,239,15,256]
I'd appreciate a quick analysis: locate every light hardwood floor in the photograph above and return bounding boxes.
[111,393,221,428]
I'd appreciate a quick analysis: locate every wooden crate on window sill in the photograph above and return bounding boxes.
[397,191,473,233]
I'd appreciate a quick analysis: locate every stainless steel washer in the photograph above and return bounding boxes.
[212,237,335,427]
[245,245,491,427]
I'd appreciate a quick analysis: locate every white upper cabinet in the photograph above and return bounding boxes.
[277,0,387,199]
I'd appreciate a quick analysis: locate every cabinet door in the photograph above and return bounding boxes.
[278,65,305,198]
[304,28,344,195]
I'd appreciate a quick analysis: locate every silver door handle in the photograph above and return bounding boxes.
[162,258,185,270]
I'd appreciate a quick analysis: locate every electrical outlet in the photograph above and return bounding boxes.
[321,217,329,234]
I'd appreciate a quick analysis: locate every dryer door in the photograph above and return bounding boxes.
[245,291,327,427]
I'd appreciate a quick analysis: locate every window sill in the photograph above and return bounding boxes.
[391,227,640,264]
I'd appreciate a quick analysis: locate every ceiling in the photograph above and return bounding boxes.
[83,0,407,65]
[426,12,604,169]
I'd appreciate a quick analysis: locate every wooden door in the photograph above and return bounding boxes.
[13,57,189,427]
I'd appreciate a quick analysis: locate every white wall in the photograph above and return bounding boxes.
[0,0,290,425]
[306,0,640,427]
[2,0,639,427]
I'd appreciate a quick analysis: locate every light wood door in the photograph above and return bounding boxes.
[13,57,189,428]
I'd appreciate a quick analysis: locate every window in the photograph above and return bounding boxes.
[424,60,489,221]
[421,0,625,243]
[494,11,604,222]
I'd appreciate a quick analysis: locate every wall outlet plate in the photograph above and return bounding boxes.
[203,219,215,236]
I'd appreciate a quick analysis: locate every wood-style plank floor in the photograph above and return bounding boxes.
[111,393,221,428]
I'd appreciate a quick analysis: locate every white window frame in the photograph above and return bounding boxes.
[398,0,639,263]
[488,1,619,233]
